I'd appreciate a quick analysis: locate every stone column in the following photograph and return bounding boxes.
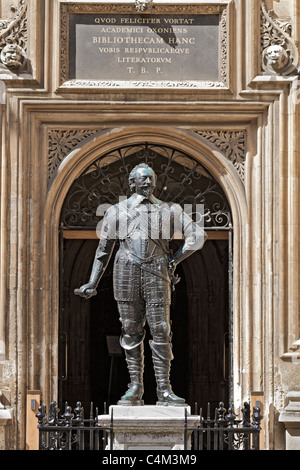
[279,392,300,450]
[0,79,6,361]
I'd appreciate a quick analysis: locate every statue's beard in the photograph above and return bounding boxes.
[140,186,153,198]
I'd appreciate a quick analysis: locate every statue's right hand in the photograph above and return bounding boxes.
[74,283,97,299]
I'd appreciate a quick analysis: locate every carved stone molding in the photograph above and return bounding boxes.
[64,3,225,15]
[47,128,246,184]
[261,1,298,75]
[0,0,27,73]
[196,130,246,182]
[220,6,228,86]
[61,80,226,89]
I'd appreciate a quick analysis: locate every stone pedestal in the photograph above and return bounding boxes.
[98,405,199,450]
[279,392,300,450]
[0,408,13,450]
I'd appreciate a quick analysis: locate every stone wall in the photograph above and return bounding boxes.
[0,0,299,450]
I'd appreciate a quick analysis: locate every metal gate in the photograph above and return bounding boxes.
[36,401,113,451]
[185,402,263,450]
[36,400,262,451]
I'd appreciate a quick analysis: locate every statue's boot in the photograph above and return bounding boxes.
[118,343,144,406]
[150,341,185,406]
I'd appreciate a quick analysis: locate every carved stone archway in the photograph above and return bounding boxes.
[57,139,234,410]
[42,126,247,409]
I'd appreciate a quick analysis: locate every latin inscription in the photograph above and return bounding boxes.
[69,14,220,82]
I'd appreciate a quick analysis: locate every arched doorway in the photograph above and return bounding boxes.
[58,142,232,413]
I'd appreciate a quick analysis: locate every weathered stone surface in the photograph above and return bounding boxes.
[69,13,219,82]
[98,405,198,450]
[0,0,300,452]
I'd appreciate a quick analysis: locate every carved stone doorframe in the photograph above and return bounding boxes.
[43,126,246,404]
[6,84,296,449]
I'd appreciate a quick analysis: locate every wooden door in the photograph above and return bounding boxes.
[59,235,230,413]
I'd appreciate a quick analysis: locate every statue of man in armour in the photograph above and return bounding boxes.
[75,163,206,406]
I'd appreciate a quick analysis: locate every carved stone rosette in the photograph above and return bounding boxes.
[135,0,153,13]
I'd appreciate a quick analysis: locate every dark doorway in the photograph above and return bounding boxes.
[58,142,232,413]
[59,236,230,413]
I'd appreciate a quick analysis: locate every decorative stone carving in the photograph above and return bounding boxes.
[48,129,100,180]
[47,128,246,185]
[263,44,289,74]
[135,0,153,13]
[63,3,225,15]
[0,0,27,74]
[0,43,26,70]
[61,80,226,90]
[261,1,298,76]
[196,130,246,182]
[220,6,228,86]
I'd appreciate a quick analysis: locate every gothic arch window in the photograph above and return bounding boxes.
[60,142,232,230]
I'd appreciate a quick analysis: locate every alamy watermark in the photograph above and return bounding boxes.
[95,197,206,248]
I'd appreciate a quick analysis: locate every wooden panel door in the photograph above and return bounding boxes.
[59,237,230,413]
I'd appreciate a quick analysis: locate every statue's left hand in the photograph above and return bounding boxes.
[74,283,97,299]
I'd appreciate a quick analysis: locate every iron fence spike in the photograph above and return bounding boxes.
[35,398,263,451]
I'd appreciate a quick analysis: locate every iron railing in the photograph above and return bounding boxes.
[185,402,263,450]
[36,400,262,451]
[36,401,113,450]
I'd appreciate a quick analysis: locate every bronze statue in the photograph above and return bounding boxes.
[75,163,206,406]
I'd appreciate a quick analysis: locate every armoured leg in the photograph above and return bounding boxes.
[118,343,144,405]
[117,301,145,405]
[147,304,185,406]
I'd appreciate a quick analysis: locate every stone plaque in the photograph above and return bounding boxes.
[69,13,219,81]
[60,4,228,89]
